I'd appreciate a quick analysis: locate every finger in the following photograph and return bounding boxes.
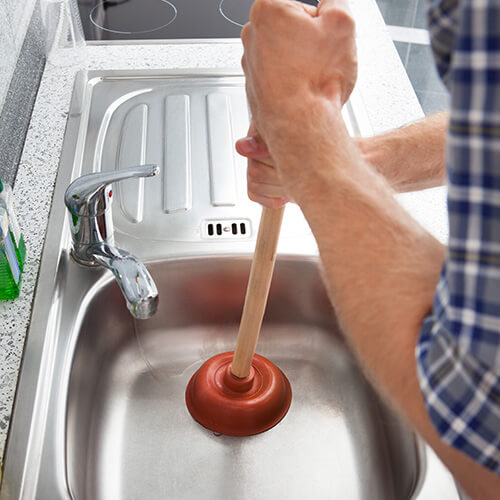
[240,21,252,46]
[317,0,351,16]
[248,192,289,209]
[247,159,279,184]
[236,136,272,160]
[299,2,318,16]
[247,159,286,198]
[236,120,274,162]
[286,0,317,16]
[248,179,287,199]
[251,0,315,23]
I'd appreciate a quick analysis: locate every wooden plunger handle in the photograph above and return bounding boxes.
[231,206,285,378]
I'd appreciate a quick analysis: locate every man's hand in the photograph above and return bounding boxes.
[236,122,291,208]
[236,113,449,206]
[241,0,357,146]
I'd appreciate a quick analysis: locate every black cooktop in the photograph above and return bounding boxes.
[78,0,317,41]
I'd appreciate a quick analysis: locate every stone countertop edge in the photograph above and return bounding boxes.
[0,0,449,469]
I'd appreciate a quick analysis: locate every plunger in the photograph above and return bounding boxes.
[186,206,292,436]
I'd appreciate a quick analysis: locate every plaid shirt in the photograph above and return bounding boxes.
[416,0,500,474]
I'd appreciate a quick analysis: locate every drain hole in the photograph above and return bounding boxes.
[240,223,246,235]
[208,224,214,236]
[216,223,222,235]
[231,223,237,235]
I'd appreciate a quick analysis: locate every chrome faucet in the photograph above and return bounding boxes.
[64,164,160,319]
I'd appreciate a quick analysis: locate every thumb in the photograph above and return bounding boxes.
[236,120,271,159]
[317,0,352,16]
[235,135,272,161]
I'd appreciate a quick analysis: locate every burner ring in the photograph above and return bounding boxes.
[90,0,178,35]
[219,0,319,29]
[218,0,245,28]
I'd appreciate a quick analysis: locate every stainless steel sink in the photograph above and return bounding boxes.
[66,257,419,500]
[1,69,460,500]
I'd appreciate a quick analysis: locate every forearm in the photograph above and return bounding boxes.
[268,103,497,498]
[357,112,448,192]
[280,105,445,411]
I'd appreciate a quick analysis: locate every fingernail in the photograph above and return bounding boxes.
[237,136,259,153]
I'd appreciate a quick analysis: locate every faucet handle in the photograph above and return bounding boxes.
[64,164,159,217]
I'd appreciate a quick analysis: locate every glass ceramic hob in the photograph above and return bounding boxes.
[78,0,318,41]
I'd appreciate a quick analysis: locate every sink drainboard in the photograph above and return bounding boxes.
[77,70,368,246]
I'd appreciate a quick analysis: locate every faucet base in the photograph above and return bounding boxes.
[70,248,100,268]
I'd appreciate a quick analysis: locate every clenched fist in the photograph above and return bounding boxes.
[239,0,358,205]
[241,0,357,145]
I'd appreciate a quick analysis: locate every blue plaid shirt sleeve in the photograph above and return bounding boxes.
[416,0,500,474]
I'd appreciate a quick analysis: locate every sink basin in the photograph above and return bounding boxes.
[2,254,459,500]
[1,69,459,500]
[67,257,418,500]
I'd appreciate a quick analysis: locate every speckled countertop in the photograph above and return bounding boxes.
[0,0,448,467]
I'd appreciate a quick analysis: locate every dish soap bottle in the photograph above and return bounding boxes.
[0,177,26,270]
[0,208,21,299]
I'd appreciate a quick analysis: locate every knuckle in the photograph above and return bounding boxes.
[247,167,258,182]
[322,8,355,34]
[240,24,250,44]
[247,189,259,203]
[250,0,272,23]
[247,163,264,183]
[249,0,261,23]
[246,179,259,193]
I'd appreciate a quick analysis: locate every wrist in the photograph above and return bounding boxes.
[300,155,399,247]
[356,133,406,189]
[268,100,350,205]
[258,93,343,145]
[357,114,448,192]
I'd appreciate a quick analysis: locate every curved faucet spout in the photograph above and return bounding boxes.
[90,243,159,319]
[64,165,160,319]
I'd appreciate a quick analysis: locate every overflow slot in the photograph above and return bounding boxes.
[203,219,251,239]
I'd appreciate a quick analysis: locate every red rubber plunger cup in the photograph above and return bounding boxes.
[185,207,292,436]
[186,352,291,436]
